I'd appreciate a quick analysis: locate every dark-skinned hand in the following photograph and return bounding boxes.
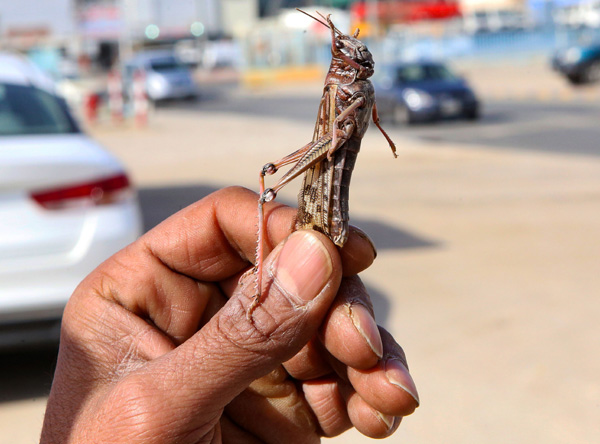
[41,186,418,444]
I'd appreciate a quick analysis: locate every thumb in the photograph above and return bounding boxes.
[150,230,341,424]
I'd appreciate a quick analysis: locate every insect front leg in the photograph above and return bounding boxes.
[372,101,398,158]
[328,96,365,161]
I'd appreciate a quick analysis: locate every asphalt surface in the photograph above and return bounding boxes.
[165,84,600,158]
[405,101,600,157]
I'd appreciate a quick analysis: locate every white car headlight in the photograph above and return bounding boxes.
[148,75,168,97]
[564,47,582,63]
[402,88,434,110]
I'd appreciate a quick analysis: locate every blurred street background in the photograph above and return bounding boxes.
[1,0,599,443]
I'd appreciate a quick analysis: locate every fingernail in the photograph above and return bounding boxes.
[353,226,377,259]
[376,412,396,431]
[385,359,420,406]
[348,304,383,358]
[274,231,333,305]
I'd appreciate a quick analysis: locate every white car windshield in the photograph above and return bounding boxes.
[0,83,78,136]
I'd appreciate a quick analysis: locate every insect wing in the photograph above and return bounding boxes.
[297,85,337,237]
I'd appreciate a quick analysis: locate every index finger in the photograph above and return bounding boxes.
[142,186,376,282]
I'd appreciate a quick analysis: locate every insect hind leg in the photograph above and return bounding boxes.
[250,135,334,319]
[260,188,277,203]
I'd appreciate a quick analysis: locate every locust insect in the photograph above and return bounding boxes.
[250,10,397,316]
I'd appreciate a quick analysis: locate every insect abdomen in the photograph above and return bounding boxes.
[331,138,360,246]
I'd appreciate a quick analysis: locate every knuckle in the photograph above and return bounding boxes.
[94,375,167,441]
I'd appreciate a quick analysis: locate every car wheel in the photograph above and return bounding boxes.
[393,104,412,125]
[465,107,480,120]
[583,62,600,83]
[567,73,583,85]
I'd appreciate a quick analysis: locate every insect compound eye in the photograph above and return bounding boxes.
[335,40,344,49]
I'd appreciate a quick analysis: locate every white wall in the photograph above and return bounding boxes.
[0,0,75,37]
[122,0,222,37]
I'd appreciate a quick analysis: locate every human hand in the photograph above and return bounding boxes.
[41,186,418,443]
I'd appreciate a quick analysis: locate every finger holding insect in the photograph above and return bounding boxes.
[319,276,383,369]
[344,387,402,439]
[301,377,402,439]
[338,225,377,276]
[282,275,380,380]
[300,375,402,440]
[249,217,377,313]
[254,202,377,276]
[236,233,371,329]
[283,277,418,435]
[304,329,418,439]
[216,196,375,280]
[348,327,420,416]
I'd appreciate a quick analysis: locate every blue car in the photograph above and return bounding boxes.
[552,44,600,85]
[374,62,480,124]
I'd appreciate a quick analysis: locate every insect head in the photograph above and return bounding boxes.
[297,9,375,80]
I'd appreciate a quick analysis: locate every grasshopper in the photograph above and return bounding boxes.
[251,11,397,315]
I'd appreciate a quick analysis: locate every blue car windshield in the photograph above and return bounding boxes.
[396,65,458,83]
[0,83,78,136]
[150,56,186,72]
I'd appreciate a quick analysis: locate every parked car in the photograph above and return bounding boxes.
[374,61,480,124]
[123,50,198,102]
[553,1,600,29]
[551,44,600,84]
[0,52,143,349]
[463,9,532,34]
[201,40,241,70]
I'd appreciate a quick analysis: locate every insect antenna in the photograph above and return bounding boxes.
[296,8,342,35]
[316,11,343,35]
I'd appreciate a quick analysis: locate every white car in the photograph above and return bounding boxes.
[0,53,143,348]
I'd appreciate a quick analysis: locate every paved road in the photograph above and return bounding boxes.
[162,85,600,157]
[403,100,600,157]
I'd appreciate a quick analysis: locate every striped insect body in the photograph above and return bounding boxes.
[248,10,397,317]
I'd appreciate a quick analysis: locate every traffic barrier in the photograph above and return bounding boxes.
[132,70,149,127]
[107,70,124,123]
[84,93,100,124]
